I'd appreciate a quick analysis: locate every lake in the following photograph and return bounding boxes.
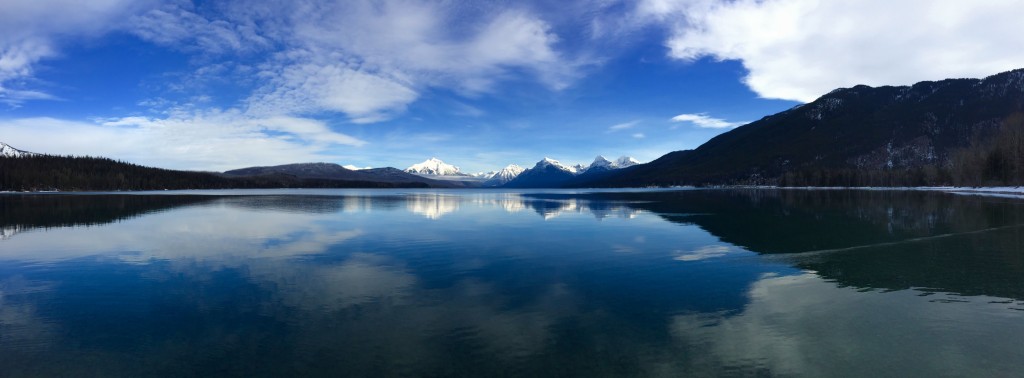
[1,188,1023,376]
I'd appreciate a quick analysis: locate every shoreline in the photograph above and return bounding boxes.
[4,186,1024,199]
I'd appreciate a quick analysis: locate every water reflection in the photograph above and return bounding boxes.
[525,190,1024,300]
[668,273,1024,376]
[0,189,1022,376]
[407,193,461,219]
[0,195,217,242]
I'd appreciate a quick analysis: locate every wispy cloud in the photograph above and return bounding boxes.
[451,101,485,117]
[632,133,646,139]
[129,4,271,54]
[246,59,419,124]
[608,120,641,132]
[235,1,586,122]
[3,0,594,120]
[0,0,146,106]
[670,113,745,129]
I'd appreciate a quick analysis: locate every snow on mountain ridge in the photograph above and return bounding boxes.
[536,157,579,174]
[484,164,525,186]
[614,156,640,168]
[0,142,37,158]
[405,157,462,176]
[588,156,615,170]
[578,155,642,173]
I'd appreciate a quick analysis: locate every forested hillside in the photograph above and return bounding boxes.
[579,69,1024,188]
[0,155,428,191]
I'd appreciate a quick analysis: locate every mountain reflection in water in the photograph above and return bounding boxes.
[0,189,1022,376]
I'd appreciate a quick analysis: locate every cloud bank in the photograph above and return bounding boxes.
[0,113,364,171]
[649,0,1024,102]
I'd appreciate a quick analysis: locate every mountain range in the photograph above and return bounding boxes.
[3,68,1024,191]
[576,68,1024,187]
[504,156,640,188]
[225,163,443,185]
[401,156,639,187]
[484,164,526,186]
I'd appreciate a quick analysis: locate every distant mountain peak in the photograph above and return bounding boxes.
[614,156,640,168]
[504,159,580,188]
[483,164,526,186]
[581,155,640,173]
[405,158,462,176]
[588,156,614,170]
[0,142,37,158]
[536,157,578,173]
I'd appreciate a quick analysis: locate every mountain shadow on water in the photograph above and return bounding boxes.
[524,189,1024,300]
[0,195,220,236]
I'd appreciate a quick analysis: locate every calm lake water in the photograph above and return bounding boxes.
[1,188,1024,376]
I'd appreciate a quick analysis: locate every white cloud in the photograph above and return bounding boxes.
[653,0,1024,102]
[288,2,572,93]
[671,113,745,128]
[0,112,365,171]
[247,59,419,123]
[235,0,583,122]
[2,0,586,122]
[0,0,153,105]
[632,133,646,139]
[129,5,271,54]
[608,120,641,132]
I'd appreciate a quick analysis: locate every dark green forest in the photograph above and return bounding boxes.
[780,115,1024,187]
[0,155,428,191]
[574,69,1024,188]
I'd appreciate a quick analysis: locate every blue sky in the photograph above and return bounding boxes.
[2,0,1023,172]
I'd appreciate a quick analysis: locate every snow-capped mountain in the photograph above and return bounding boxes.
[503,158,580,188]
[405,158,464,176]
[0,142,37,157]
[582,155,641,174]
[503,156,644,188]
[614,156,640,168]
[586,156,616,171]
[535,157,580,174]
[471,171,497,179]
[483,164,525,186]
